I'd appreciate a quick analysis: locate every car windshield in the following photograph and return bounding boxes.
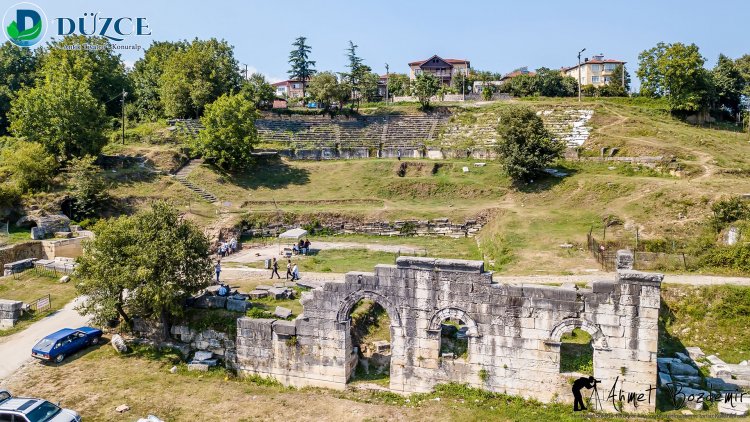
[33,339,56,352]
[24,401,61,422]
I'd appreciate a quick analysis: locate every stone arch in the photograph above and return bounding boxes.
[336,290,402,327]
[548,318,609,350]
[427,307,480,338]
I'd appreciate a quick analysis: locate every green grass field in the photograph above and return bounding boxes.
[0,272,78,336]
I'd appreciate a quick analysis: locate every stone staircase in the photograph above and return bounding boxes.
[173,159,217,202]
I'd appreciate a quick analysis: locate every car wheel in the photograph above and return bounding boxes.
[55,354,65,364]
[91,336,100,345]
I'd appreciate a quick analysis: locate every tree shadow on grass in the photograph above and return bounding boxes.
[223,157,311,190]
[513,166,579,194]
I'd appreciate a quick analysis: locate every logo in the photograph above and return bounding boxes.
[3,2,47,47]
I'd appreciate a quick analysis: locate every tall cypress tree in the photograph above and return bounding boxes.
[288,36,316,102]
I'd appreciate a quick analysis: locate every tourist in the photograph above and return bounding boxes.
[215,260,222,283]
[397,149,401,161]
[286,259,292,279]
[270,257,281,279]
[292,244,299,255]
[291,263,300,281]
[298,239,305,255]
[230,237,238,253]
[304,238,311,255]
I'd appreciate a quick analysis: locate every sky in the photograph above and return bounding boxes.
[9,0,750,87]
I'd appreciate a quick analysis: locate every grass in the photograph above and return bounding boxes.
[0,224,34,245]
[0,272,78,337]
[659,284,750,364]
[559,329,593,375]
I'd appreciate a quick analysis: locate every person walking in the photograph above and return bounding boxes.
[214,260,222,283]
[285,259,292,279]
[270,257,281,279]
[291,263,300,281]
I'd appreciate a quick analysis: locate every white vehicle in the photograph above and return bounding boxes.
[0,391,80,422]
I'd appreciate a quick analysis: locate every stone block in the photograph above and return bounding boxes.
[669,361,699,376]
[685,347,705,361]
[273,306,292,319]
[273,320,296,336]
[226,298,248,312]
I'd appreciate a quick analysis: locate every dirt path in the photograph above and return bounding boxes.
[493,273,750,286]
[0,297,89,383]
[222,241,427,265]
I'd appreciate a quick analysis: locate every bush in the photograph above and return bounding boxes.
[711,196,750,230]
[0,141,57,193]
[700,244,750,273]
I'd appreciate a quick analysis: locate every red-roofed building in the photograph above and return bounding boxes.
[499,67,536,83]
[408,55,470,86]
[561,54,625,87]
[272,79,306,99]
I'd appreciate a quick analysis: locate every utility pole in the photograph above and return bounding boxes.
[241,64,248,80]
[621,63,625,90]
[462,67,466,101]
[577,48,586,102]
[121,90,128,145]
[385,63,389,103]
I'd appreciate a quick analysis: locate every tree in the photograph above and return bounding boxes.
[0,42,37,133]
[160,38,241,118]
[610,64,631,92]
[736,54,750,97]
[287,36,316,101]
[129,41,187,121]
[0,141,56,193]
[66,155,108,220]
[75,201,212,333]
[637,42,714,112]
[535,68,577,97]
[360,72,381,103]
[39,36,128,116]
[307,71,348,110]
[240,73,275,110]
[387,73,410,97]
[198,94,258,171]
[412,73,440,109]
[495,106,564,183]
[9,74,107,159]
[712,54,744,117]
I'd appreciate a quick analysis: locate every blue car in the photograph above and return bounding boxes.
[32,326,103,364]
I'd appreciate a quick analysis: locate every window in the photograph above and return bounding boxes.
[590,64,601,72]
[604,63,616,71]
[292,83,301,89]
[580,77,586,84]
[592,76,600,83]
[604,76,611,83]
[0,412,15,422]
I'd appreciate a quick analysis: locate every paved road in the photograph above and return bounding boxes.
[0,297,89,383]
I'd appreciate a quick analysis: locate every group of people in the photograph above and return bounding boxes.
[218,237,238,257]
[270,257,299,281]
[292,238,311,255]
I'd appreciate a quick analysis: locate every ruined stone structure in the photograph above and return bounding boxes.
[236,257,662,412]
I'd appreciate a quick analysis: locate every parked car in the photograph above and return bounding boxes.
[0,392,80,422]
[32,326,103,364]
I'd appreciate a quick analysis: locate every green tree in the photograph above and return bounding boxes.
[736,54,750,96]
[610,64,631,92]
[66,155,109,220]
[535,68,577,97]
[160,38,241,118]
[412,73,440,109]
[129,40,187,121]
[287,36,316,101]
[712,54,744,117]
[387,73,410,97]
[0,141,56,193]
[637,42,715,112]
[75,201,212,333]
[39,36,128,116]
[307,71,348,110]
[0,42,37,133]
[360,72,381,102]
[9,74,107,159]
[240,73,275,110]
[198,94,258,171]
[495,106,564,183]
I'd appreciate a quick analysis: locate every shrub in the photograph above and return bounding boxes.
[0,141,57,193]
[711,196,750,230]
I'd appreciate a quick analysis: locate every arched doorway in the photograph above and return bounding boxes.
[336,290,402,386]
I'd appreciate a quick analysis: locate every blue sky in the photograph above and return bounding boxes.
[12,0,750,86]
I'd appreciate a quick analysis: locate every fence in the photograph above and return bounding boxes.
[586,233,694,272]
[30,294,51,312]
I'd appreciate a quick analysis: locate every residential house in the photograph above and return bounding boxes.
[499,67,536,84]
[561,54,625,87]
[408,55,470,86]
[272,79,305,98]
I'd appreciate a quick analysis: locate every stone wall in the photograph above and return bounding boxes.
[0,242,43,271]
[235,257,661,413]
[244,217,486,239]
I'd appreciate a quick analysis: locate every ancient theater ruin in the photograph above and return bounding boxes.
[236,257,661,413]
